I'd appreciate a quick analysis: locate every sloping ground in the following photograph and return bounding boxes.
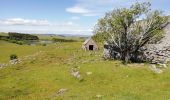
[0,42,170,100]
[0,32,8,36]
[0,40,47,63]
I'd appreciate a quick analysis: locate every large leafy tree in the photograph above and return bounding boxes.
[93,2,168,63]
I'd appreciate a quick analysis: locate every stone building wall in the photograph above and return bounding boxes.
[142,23,170,64]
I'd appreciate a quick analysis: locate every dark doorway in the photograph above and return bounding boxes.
[89,45,94,50]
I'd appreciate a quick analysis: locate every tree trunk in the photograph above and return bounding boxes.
[124,50,130,63]
[122,50,130,64]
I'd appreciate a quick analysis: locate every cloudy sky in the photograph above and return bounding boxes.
[0,0,170,35]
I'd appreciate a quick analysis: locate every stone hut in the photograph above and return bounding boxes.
[82,38,98,51]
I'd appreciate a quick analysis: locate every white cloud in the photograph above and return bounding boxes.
[66,6,90,14]
[66,0,150,16]
[0,18,92,35]
[65,0,119,16]
[0,18,51,26]
[53,21,78,26]
[66,5,100,16]
[0,18,79,27]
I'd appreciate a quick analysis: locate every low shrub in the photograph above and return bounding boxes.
[42,43,46,46]
[16,41,24,45]
[10,54,18,60]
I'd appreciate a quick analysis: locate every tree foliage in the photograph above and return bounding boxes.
[8,32,39,40]
[93,2,168,63]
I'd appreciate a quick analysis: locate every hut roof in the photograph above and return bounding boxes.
[83,38,95,45]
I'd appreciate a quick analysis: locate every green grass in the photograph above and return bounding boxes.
[0,41,170,100]
[0,40,47,63]
[34,34,84,41]
[33,34,61,40]
[0,32,8,36]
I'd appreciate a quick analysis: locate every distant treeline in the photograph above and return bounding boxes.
[52,38,77,42]
[0,32,39,40]
[0,32,39,45]
[8,32,39,40]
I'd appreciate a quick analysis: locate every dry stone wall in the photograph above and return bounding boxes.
[144,45,170,64]
[145,23,170,64]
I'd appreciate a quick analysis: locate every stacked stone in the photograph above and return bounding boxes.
[144,46,170,64]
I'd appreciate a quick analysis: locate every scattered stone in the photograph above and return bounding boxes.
[71,68,81,79]
[56,88,68,96]
[149,64,163,74]
[158,63,167,68]
[0,63,8,68]
[9,59,21,65]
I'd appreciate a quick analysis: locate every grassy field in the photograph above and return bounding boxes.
[0,40,46,63]
[0,32,8,36]
[0,40,170,100]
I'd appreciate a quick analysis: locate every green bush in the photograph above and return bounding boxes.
[11,40,17,43]
[17,41,24,45]
[42,43,46,46]
[10,54,18,60]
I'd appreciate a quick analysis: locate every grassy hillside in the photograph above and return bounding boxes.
[33,34,61,40]
[0,32,84,41]
[0,40,47,63]
[0,32,8,36]
[0,41,170,100]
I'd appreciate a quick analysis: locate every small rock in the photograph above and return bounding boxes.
[86,72,92,75]
[71,68,81,79]
[9,59,21,65]
[158,63,167,68]
[149,64,163,74]
[56,88,68,96]
[0,63,8,68]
